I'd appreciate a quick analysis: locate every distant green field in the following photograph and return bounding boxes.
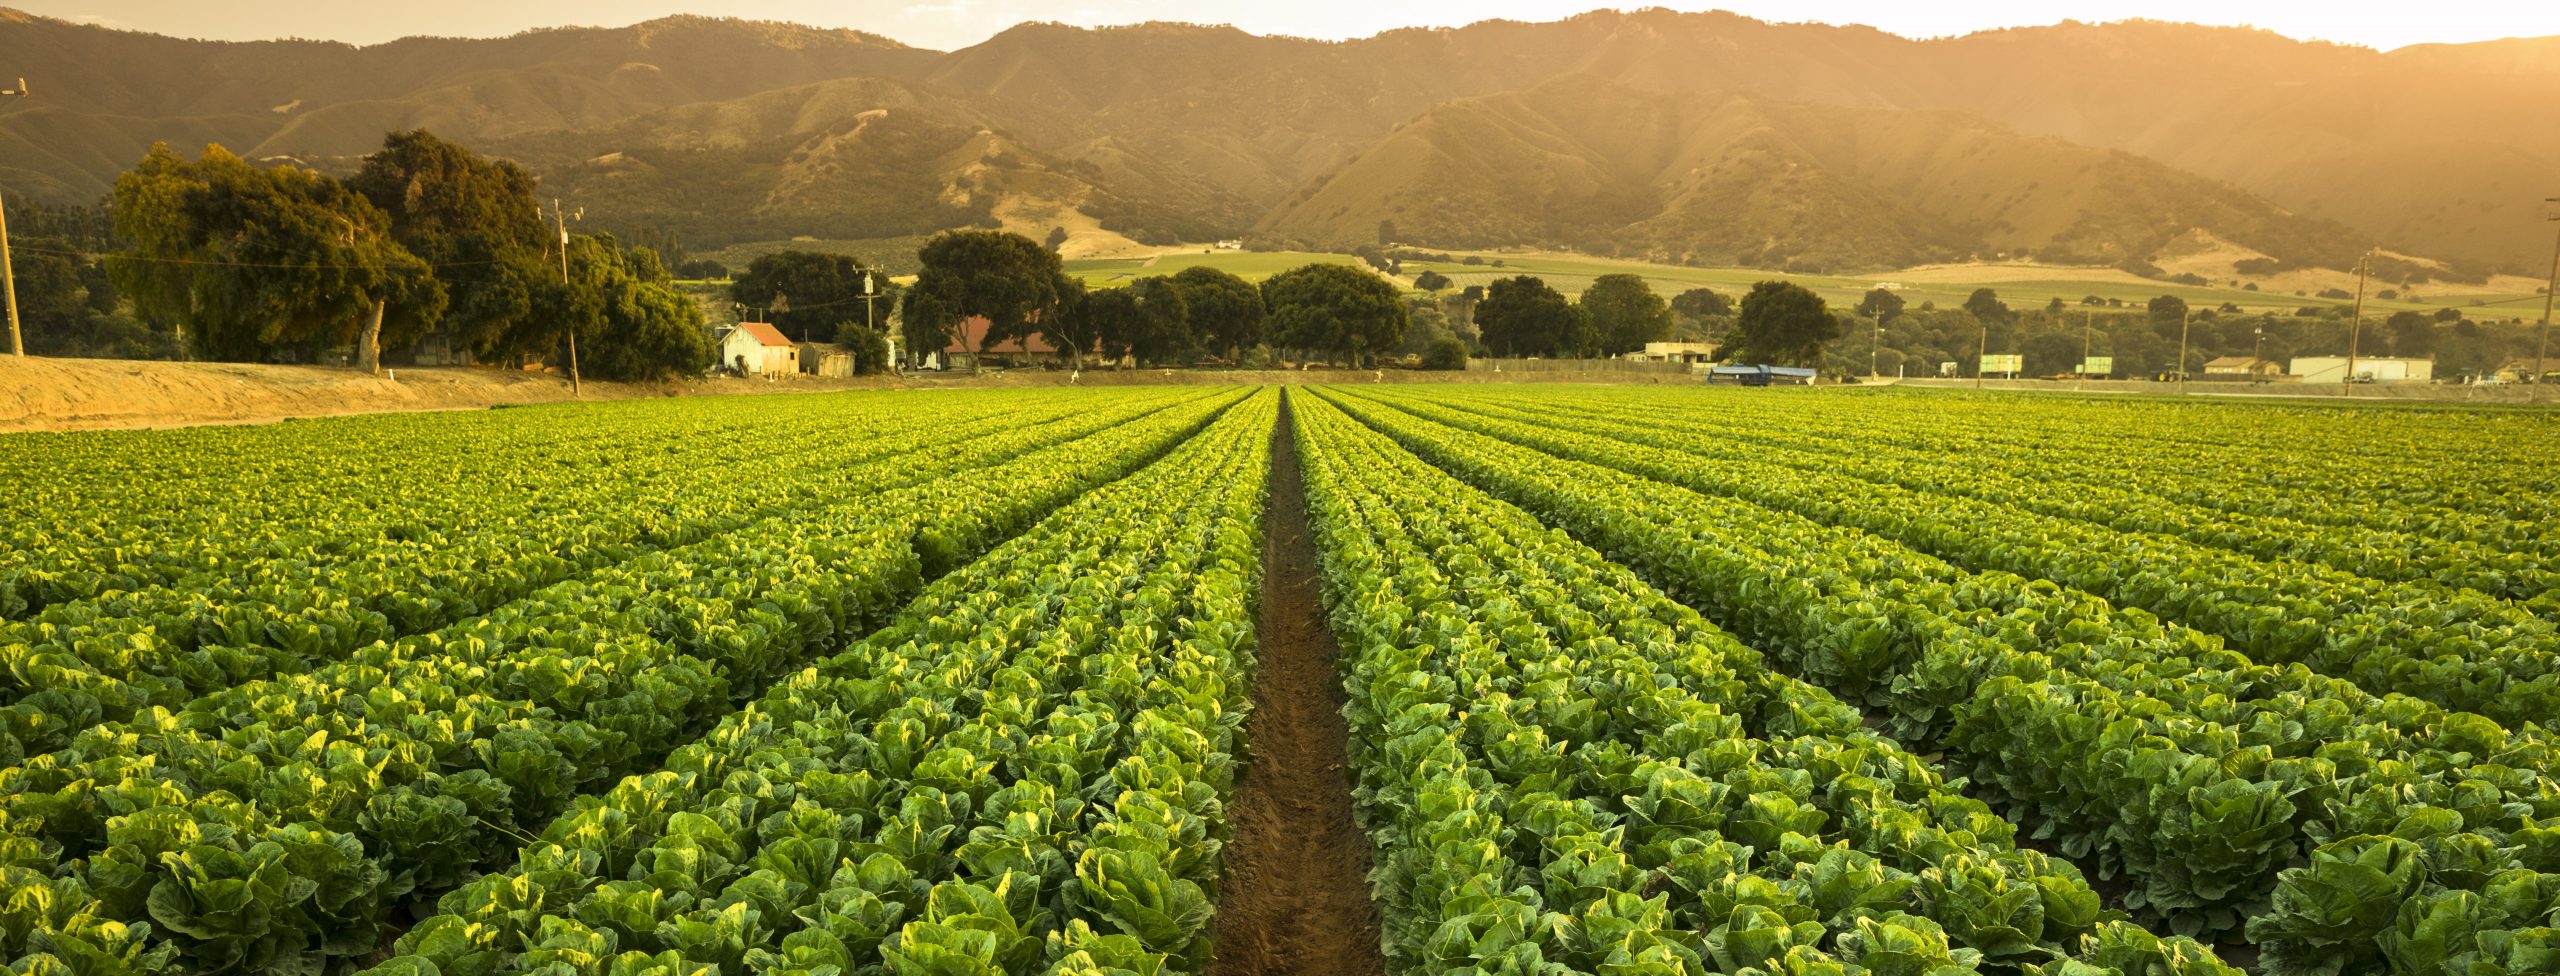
[1399,252,2545,320]
[1065,250,1359,286]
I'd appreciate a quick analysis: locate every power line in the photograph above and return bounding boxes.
[12,243,505,272]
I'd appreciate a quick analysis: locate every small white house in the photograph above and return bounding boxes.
[2290,356,2433,384]
[1628,341,1720,365]
[719,322,799,375]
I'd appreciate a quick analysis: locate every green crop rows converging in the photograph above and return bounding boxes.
[2,384,2552,976]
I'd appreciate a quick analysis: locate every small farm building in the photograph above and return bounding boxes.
[1628,342,1721,365]
[2289,356,2433,384]
[2201,356,2282,380]
[720,322,799,375]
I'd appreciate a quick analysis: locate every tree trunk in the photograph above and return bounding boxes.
[359,298,385,374]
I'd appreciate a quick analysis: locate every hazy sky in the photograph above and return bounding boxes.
[19,0,2557,51]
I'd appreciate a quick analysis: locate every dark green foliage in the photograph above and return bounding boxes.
[1412,270,1453,292]
[730,250,892,345]
[1167,265,1264,360]
[1041,276,1100,367]
[348,130,546,361]
[2385,310,2433,357]
[1727,280,1839,366]
[1422,337,1470,370]
[1579,273,1673,356]
[1262,262,1406,366]
[904,230,1064,363]
[1093,277,1192,366]
[1963,288,2012,325]
[841,325,893,375]
[1474,275,1589,357]
[2149,295,2191,339]
[4,239,173,359]
[110,143,444,365]
[673,259,729,280]
[1045,226,1069,251]
[1856,287,1905,322]
[543,232,710,381]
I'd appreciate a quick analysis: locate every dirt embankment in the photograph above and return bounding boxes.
[0,357,1709,434]
[1210,397,1387,976]
[0,357,913,433]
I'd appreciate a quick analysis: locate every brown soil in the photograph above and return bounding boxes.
[0,356,1714,435]
[1211,396,1387,976]
[0,357,905,433]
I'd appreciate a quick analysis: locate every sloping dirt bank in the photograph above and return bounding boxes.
[1,357,1709,434]
[0,358,910,433]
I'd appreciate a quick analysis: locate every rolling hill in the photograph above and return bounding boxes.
[2,7,2553,274]
[1256,77,2376,272]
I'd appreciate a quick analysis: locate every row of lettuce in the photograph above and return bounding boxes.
[1381,387,2560,725]
[1578,388,2560,610]
[1658,386,2560,594]
[1319,386,2560,976]
[0,388,1246,975]
[1732,386,2560,542]
[0,390,1161,763]
[1291,392,2238,976]
[0,393,874,619]
[357,392,1278,976]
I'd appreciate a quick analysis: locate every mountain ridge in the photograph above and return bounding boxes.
[2,7,2552,273]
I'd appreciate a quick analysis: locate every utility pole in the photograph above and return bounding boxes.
[1869,311,1881,381]
[2079,310,2093,391]
[2177,305,2193,394]
[863,270,883,367]
[2345,250,2373,396]
[1974,315,1988,390]
[2537,198,2558,402]
[546,199,584,394]
[2,78,25,357]
[2254,325,2266,385]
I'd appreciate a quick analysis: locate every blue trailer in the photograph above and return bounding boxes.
[1705,364,1818,386]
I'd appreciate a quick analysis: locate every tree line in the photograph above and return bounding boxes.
[884,230,1415,370]
[1418,272,1840,368]
[95,132,708,378]
[1838,286,2547,380]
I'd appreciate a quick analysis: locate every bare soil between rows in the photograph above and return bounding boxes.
[1210,397,1387,976]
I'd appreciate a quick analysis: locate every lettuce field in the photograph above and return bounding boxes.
[0,385,2553,976]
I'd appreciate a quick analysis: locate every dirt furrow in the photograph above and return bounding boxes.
[1210,395,1387,976]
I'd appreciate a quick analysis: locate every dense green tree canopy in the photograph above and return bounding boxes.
[1262,263,1406,366]
[1475,275,1589,358]
[111,143,442,365]
[1167,265,1264,360]
[730,250,892,344]
[2148,295,2191,338]
[1671,287,1733,320]
[1580,273,1673,356]
[1412,270,1453,292]
[1094,276,1192,366]
[904,230,1063,364]
[348,130,544,361]
[1039,275,1100,368]
[1727,280,1840,367]
[1855,287,1906,322]
[566,233,713,381]
[1963,287,2012,325]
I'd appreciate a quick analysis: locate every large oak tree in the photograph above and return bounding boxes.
[1263,263,1404,367]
